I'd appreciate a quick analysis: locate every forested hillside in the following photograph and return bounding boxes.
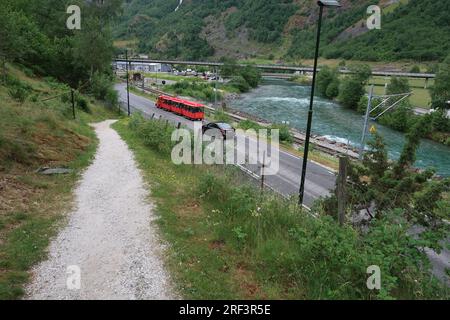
[1,0,120,99]
[115,0,450,62]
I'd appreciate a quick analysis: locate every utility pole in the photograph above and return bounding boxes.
[125,49,131,117]
[337,156,348,226]
[360,85,374,159]
[214,67,218,109]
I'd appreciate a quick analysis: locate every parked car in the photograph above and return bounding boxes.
[202,122,235,139]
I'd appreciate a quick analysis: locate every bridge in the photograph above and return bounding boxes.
[114,58,436,80]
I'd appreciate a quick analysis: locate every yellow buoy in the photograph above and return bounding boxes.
[370,125,377,134]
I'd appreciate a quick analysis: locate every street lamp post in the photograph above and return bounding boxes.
[298,0,341,206]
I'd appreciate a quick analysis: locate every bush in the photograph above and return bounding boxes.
[271,124,293,144]
[129,113,174,155]
[316,66,340,99]
[238,119,264,131]
[229,76,250,93]
[338,78,365,109]
[105,87,118,109]
[8,87,29,103]
[326,78,340,99]
[240,65,261,89]
[90,72,113,101]
[379,105,416,132]
[410,65,421,73]
[196,169,448,299]
[76,95,91,113]
[431,54,450,110]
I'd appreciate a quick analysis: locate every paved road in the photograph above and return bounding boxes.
[115,83,449,286]
[115,83,336,208]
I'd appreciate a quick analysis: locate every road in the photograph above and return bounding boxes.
[115,83,449,286]
[115,83,336,208]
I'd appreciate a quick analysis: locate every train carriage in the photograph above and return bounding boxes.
[156,95,205,121]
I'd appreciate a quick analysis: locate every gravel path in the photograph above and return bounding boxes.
[25,120,178,300]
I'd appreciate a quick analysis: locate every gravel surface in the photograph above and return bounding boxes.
[25,120,178,300]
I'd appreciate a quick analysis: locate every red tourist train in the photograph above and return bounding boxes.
[156,95,205,121]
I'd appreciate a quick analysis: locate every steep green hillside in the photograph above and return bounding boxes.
[115,0,450,62]
[0,65,117,299]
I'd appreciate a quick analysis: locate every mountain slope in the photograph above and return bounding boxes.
[115,0,450,62]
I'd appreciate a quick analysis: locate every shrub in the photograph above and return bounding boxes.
[338,78,366,110]
[271,124,293,144]
[240,65,261,89]
[90,72,113,101]
[431,54,450,110]
[105,87,118,109]
[129,113,174,155]
[238,119,264,131]
[338,64,371,110]
[8,87,28,103]
[229,76,250,93]
[76,95,91,113]
[197,169,448,299]
[214,109,231,123]
[316,66,340,99]
[378,105,416,133]
[410,65,421,73]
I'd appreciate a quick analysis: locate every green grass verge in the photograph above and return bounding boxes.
[113,116,449,300]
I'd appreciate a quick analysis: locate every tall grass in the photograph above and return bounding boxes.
[119,116,449,300]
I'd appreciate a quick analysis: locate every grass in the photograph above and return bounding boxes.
[129,86,158,101]
[113,39,138,49]
[369,76,432,108]
[114,119,261,299]
[143,72,206,83]
[0,64,118,299]
[114,115,449,300]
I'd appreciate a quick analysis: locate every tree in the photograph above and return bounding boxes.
[326,121,448,240]
[431,54,450,110]
[316,66,340,99]
[338,78,365,109]
[240,65,261,88]
[394,117,432,177]
[378,77,414,132]
[387,77,410,96]
[220,58,239,78]
[338,64,372,110]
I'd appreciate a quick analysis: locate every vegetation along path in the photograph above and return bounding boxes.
[25,120,177,300]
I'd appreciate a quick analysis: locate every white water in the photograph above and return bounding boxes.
[175,0,183,12]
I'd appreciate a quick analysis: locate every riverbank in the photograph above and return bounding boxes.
[229,79,450,176]
[129,77,449,175]
[286,74,449,146]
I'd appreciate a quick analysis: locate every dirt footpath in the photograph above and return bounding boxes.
[25,120,178,300]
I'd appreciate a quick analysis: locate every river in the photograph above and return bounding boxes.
[229,79,450,176]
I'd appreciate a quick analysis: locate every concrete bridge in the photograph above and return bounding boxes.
[114,58,436,82]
